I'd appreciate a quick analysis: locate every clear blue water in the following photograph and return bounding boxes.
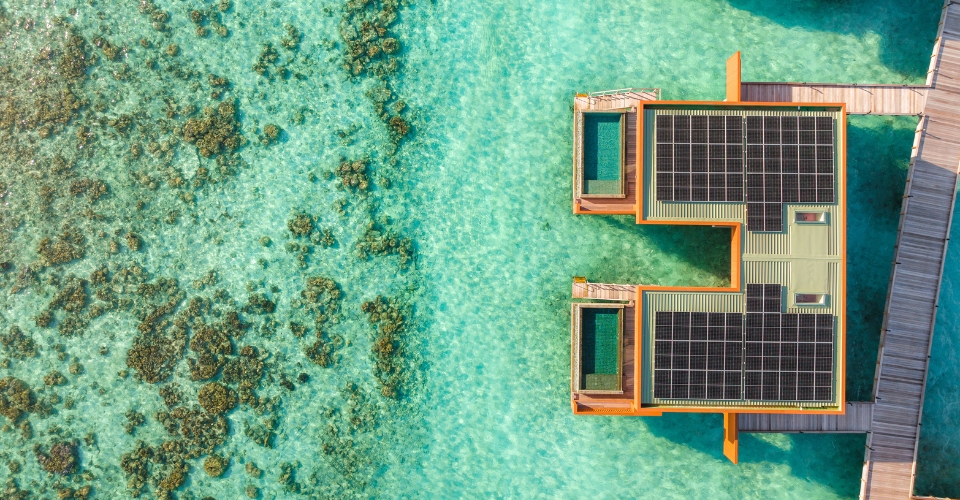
[0,0,954,498]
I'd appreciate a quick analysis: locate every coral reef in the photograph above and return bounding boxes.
[259,124,281,146]
[361,296,407,398]
[35,441,79,476]
[123,274,190,383]
[278,462,300,493]
[318,384,380,482]
[299,276,342,327]
[203,454,228,477]
[1,478,30,500]
[305,339,333,367]
[125,232,142,252]
[0,377,36,422]
[197,382,237,414]
[339,0,412,146]
[125,410,146,435]
[336,159,371,191]
[0,1,421,496]
[339,0,401,77]
[181,101,245,157]
[252,44,280,78]
[188,317,242,381]
[281,25,303,51]
[126,332,186,384]
[356,222,414,268]
[287,213,314,237]
[244,293,276,314]
[43,371,67,386]
[36,229,86,267]
[0,326,37,359]
[159,383,182,408]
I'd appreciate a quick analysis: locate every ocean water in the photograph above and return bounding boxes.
[0,0,952,499]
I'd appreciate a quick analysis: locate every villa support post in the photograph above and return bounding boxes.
[725,51,741,102]
[723,413,739,464]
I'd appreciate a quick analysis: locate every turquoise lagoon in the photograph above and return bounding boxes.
[0,0,955,498]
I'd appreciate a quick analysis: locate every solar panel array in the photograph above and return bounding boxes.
[654,115,744,202]
[743,312,834,402]
[743,283,833,401]
[654,113,836,233]
[653,311,743,400]
[652,283,835,403]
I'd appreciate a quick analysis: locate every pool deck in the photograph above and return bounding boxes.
[571,303,637,414]
[572,280,638,301]
[573,93,652,215]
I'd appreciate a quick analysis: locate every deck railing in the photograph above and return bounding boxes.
[588,87,661,100]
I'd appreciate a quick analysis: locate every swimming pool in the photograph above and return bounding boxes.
[580,112,625,197]
[574,305,623,393]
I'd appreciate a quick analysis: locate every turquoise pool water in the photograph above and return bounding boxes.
[582,113,623,195]
[0,0,953,498]
[580,308,621,382]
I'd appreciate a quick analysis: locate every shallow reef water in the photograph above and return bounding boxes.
[0,0,954,498]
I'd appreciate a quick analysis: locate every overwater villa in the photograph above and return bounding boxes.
[570,53,847,464]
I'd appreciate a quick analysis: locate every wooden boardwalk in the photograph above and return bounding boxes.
[861,1,960,498]
[741,82,927,115]
[739,402,874,433]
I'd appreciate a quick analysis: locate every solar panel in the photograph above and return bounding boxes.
[746,283,781,312]
[654,311,743,401]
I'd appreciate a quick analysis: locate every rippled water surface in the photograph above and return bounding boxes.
[0,0,954,498]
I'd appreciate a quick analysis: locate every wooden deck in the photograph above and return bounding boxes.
[861,2,960,498]
[574,89,659,112]
[572,304,637,413]
[572,281,638,302]
[740,82,927,115]
[575,111,639,214]
[739,402,874,433]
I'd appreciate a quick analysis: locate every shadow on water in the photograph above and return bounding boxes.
[844,117,915,401]
[582,216,732,287]
[725,0,943,81]
[643,413,864,497]
[739,431,866,496]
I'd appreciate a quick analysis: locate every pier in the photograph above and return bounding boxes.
[739,402,874,433]
[740,83,927,115]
